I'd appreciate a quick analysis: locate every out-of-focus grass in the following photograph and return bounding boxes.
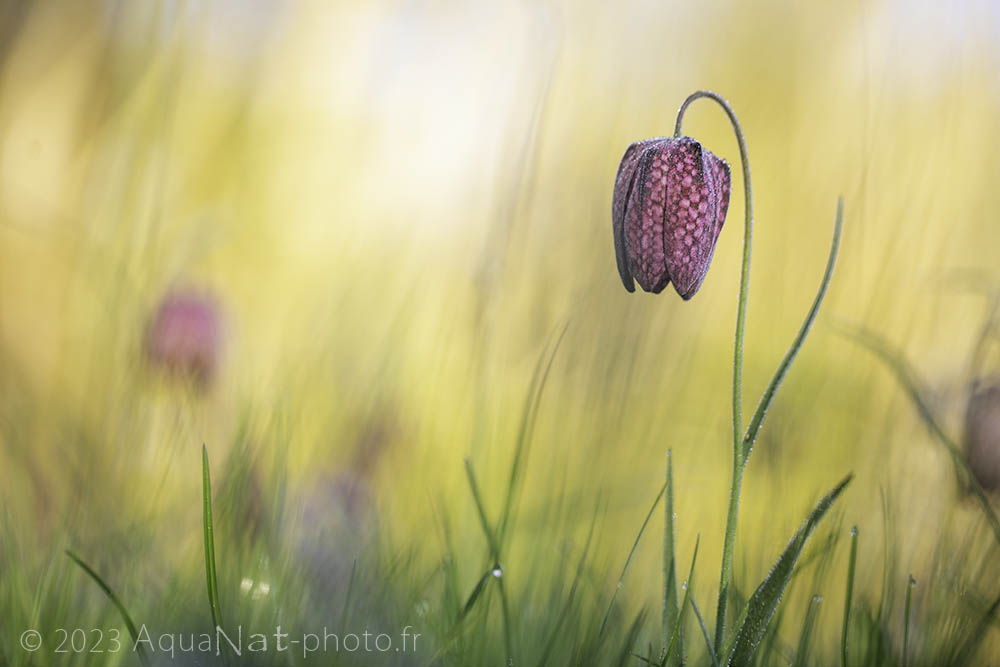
[2,1,1000,664]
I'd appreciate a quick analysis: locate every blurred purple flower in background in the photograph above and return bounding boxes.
[613,136,731,299]
[145,289,222,387]
[965,379,1000,491]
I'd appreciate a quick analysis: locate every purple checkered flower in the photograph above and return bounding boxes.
[613,136,731,299]
[965,379,1000,491]
[145,290,222,386]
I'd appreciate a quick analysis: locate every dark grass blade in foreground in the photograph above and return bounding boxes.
[457,567,494,622]
[792,595,823,667]
[689,594,720,667]
[65,550,151,667]
[202,444,223,631]
[842,526,859,667]
[600,480,666,636]
[725,474,853,665]
[662,451,683,667]
[903,575,916,667]
[837,325,1000,545]
[742,197,843,467]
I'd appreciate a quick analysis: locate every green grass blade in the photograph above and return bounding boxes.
[339,558,358,633]
[65,550,150,667]
[462,458,511,663]
[496,323,568,549]
[726,474,853,665]
[837,325,1000,545]
[458,568,493,621]
[600,480,666,636]
[842,526,859,667]
[615,611,650,667]
[464,458,501,560]
[535,505,599,667]
[662,451,683,666]
[495,573,514,665]
[742,197,843,467]
[948,590,1000,665]
[202,444,223,631]
[662,536,701,667]
[792,595,823,667]
[690,593,720,667]
[757,606,787,667]
[903,575,916,667]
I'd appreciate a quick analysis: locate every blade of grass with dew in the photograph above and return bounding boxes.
[836,325,1000,545]
[842,526,859,667]
[65,550,150,667]
[690,594,720,667]
[599,480,666,636]
[661,537,700,667]
[202,444,223,631]
[725,474,853,666]
[742,198,843,467]
[792,595,823,667]
[662,451,683,667]
[903,575,916,667]
[462,459,512,663]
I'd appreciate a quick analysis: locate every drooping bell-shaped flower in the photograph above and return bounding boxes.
[145,289,222,387]
[965,379,1000,491]
[613,136,731,299]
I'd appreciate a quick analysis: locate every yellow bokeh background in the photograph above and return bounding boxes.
[2,0,999,657]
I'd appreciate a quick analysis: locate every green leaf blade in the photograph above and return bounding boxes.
[742,198,843,467]
[65,550,150,667]
[726,474,852,665]
[203,444,223,631]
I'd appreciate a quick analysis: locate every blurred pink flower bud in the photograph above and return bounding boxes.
[145,290,222,386]
[965,379,1000,491]
[613,136,731,299]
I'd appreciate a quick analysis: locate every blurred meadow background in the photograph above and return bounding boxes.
[2,0,1000,664]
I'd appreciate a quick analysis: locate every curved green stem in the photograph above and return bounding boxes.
[675,90,754,655]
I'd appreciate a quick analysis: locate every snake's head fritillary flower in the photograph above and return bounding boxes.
[965,379,1000,491]
[613,136,731,299]
[145,289,222,387]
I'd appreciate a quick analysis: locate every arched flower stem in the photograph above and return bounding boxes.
[674,90,754,655]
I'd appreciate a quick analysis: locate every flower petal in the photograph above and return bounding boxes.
[706,151,731,243]
[613,139,660,292]
[624,140,674,293]
[663,138,724,300]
